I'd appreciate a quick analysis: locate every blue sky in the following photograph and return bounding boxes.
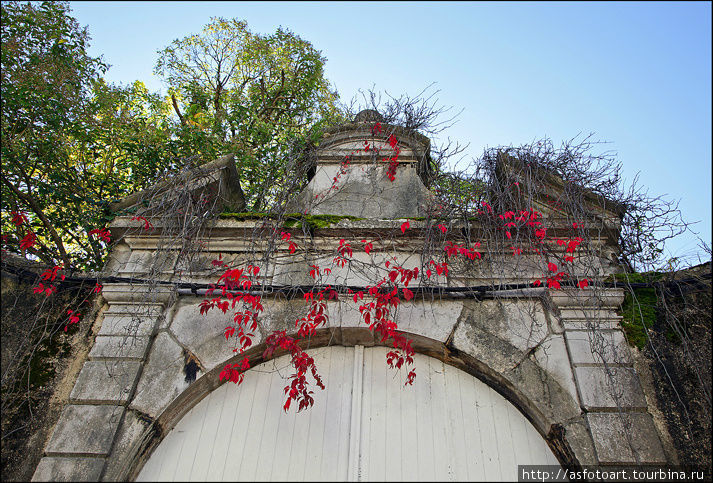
[68,1,711,266]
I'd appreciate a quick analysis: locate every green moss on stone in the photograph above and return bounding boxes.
[219,212,363,230]
[619,286,658,349]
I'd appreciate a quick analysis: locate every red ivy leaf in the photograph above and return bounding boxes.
[19,231,36,250]
[402,288,414,301]
[387,134,398,148]
[11,211,28,226]
[400,221,410,234]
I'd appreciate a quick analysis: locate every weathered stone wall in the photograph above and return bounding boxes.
[30,221,672,481]
[28,117,679,481]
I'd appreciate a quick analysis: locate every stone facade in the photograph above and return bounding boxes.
[31,114,674,481]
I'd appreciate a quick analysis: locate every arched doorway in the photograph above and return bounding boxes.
[137,346,560,481]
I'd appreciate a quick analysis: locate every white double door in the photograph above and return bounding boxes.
[137,346,559,481]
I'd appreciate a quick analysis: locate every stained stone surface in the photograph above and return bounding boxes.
[574,366,648,409]
[31,457,106,482]
[45,404,124,455]
[130,332,189,419]
[587,412,667,464]
[565,329,631,365]
[89,335,151,360]
[69,360,142,403]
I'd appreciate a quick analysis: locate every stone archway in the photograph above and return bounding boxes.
[136,345,561,481]
[31,115,672,482]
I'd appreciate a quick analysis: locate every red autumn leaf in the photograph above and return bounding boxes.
[533,279,542,287]
[577,279,590,289]
[402,288,414,301]
[387,134,398,148]
[400,221,410,234]
[19,231,36,250]
[281,231,291,241]
[564,256,574,263]
[131,215,153,229]
[505,231,512,239]
[88,228,111,243]
[288,241,298,254]
[426,269,432,278]
[548,262,558,272]
[11,211,28,226]
[224,326,236,340]
[94,283,102,293]
[437,224,447,233]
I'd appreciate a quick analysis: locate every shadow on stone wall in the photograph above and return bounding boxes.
[1,255,98,482]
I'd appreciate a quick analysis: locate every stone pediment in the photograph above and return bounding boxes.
[109,154,245,215]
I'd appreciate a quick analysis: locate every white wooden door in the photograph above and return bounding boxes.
[137,346,559,481]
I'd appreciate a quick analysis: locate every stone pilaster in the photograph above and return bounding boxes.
[32,284,174,482]
[553,288,667,465]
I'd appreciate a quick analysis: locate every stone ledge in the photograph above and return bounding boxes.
[32,456,106,482]
[103,303,165,316]
[70,360,142,403]
[550,289,625,309]
[587,412,667,464]
[45,405,124,455]
[574,366,647,410]
[101,283,175,304]
[561,318,622,330]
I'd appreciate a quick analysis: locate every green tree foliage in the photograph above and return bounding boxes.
[1,2,177,269]
[155,17,344,210]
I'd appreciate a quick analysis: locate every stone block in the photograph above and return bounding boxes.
[170,300,268,372]
[565,330,631,365]
[98,313,159,337]
[457,299,550,354]
[326,299,460,344]
[452,310,524,375]
[45,404,124,455]
[102,409,154,481]
[130,332,189,419]
[70,360,141,403]
[587,412,667,464]
[574,366,647,409]
[532,334,579,402]
[32,456,105,482]
[89,335,151,360]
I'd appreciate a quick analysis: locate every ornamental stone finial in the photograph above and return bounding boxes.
[354,109,384,123]
[287,116,433,219]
